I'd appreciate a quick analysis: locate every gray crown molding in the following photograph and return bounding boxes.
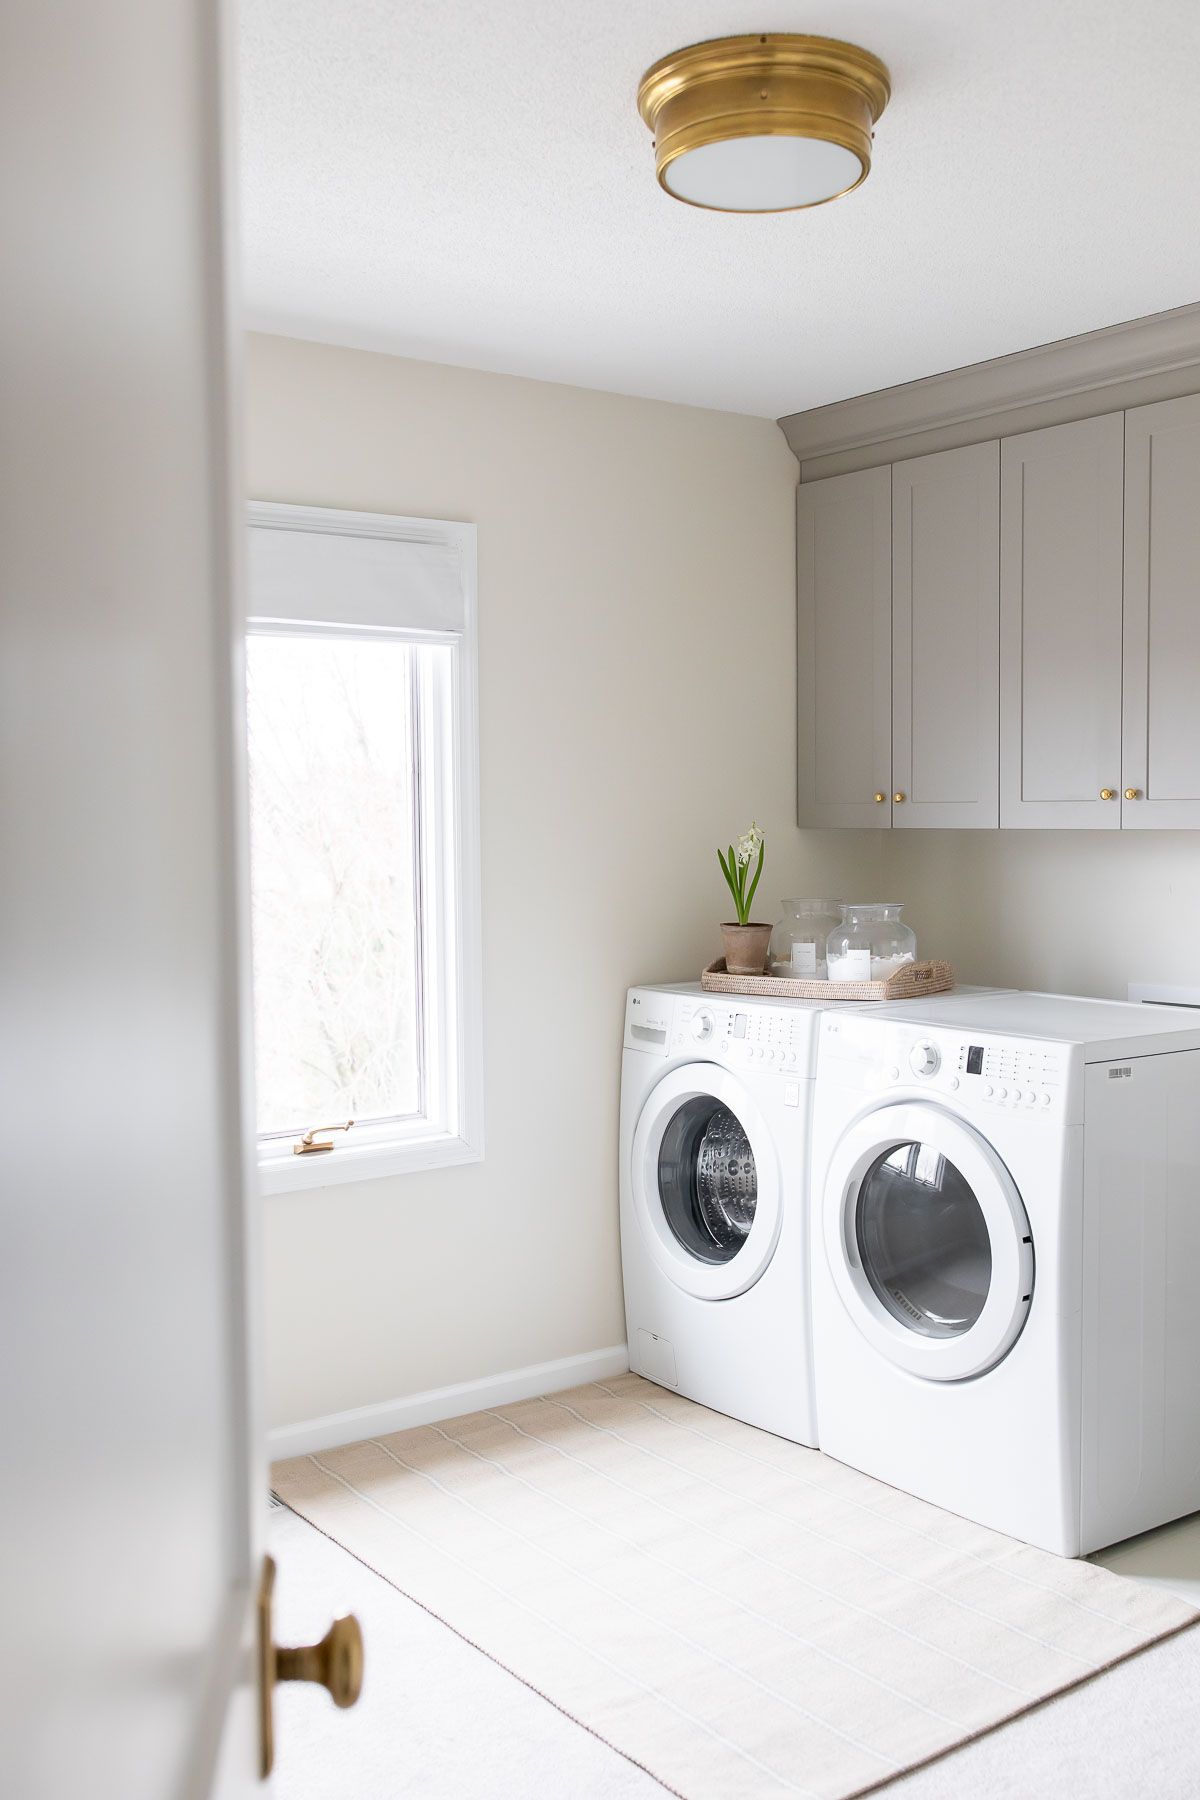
[778,302,1200,465]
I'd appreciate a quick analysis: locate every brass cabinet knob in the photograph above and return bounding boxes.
[893,792,906,804]
[873,792,887,804]
[1099,789,1116,801]
[1124,788,1141,801]
[259,1554,363,1776]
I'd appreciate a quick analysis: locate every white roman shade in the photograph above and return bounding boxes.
[247,501,470,635]
[246,496,482,1194]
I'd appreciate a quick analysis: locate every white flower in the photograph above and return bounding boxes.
[735,821,763,866]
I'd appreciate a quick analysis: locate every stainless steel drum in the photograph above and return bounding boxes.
[695,1108,757,1249]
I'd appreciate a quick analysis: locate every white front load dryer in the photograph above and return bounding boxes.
[619,983,828,1444]
[811,991,1200,1555]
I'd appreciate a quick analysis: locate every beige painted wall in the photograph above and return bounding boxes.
[880,830,1200,1000]
[245,332,1198,1430]
[246,333,880,1431]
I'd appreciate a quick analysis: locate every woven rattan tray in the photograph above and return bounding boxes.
[701,957,954,1003]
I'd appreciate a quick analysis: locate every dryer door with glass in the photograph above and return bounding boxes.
[630,1062,783,1301]
[822,1100,1034,1380]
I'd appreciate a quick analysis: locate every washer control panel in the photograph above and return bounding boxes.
[673,997,818,1075]
[821,1015,1070,1116]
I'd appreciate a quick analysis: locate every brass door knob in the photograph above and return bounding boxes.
[893,792,906,804]
[277,1617,364,1704]
[1100,788,1116,800]
[873,792,887,804]
[259,1554,363,1776]
[1124,788,1141,800]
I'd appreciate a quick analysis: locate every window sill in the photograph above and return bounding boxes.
[257,1127,482,1195]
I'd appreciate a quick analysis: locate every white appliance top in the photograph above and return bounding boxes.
[863,984,1011,1009]
[872,990,1200,1061]
[630,980,861,1019]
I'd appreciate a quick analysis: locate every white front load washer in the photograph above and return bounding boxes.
[619,983,830,1444]
[811,991,1200,1555]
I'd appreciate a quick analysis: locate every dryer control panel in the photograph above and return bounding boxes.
[821,1014,1077,1120]
[954,1038,1065,1110]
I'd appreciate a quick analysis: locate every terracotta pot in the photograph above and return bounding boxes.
[721,922,772,976]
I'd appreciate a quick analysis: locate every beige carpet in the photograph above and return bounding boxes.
[272,1373,1198,1800]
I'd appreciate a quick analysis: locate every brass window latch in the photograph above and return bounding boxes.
[293,1120,355,1157]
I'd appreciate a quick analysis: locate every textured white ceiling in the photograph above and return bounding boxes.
[239,0,1200,417]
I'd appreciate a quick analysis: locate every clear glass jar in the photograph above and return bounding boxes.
[826,903,917,983]
[769,898,842,979]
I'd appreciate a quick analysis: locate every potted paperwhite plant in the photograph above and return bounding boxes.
[717,822,771,974]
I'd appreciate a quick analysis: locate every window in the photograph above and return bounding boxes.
[246,503,481,1191]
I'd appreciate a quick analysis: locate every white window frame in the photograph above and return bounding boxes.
[246,501,483,1194]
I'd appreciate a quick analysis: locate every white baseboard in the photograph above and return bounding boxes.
[267,1342,630,1461]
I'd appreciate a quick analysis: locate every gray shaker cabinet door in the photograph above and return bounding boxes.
[892,442,1000,829]
[1121,393,1200,828]
[1000,414,1125,828]
[797,467,892,828]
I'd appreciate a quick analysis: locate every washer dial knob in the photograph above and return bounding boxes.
[909,1041,940,1078]
[691,1009,715,1043]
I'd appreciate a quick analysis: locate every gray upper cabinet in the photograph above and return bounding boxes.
[797,394,1200,832]
[1121,393,1200,828]
[999,414,1125,828]
[892,442,1000,829]
[797,466,892,828]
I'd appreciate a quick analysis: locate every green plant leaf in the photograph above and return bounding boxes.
[717,846,737,912]
[744,838,765,919]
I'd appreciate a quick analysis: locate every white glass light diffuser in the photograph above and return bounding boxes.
[639,34,890,216]
[662,135,864,212]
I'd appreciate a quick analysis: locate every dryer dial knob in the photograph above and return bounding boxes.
[690,1010,714,1043]
[909,1042,940,1078]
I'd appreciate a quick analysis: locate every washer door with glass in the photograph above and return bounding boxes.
[822,1101,1033,1380]
[630,1063,782,1300]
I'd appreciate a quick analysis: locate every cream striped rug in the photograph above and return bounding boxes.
[272,1374,1198,1799]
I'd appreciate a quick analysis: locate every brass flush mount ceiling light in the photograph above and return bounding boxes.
[637,33,891,213]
